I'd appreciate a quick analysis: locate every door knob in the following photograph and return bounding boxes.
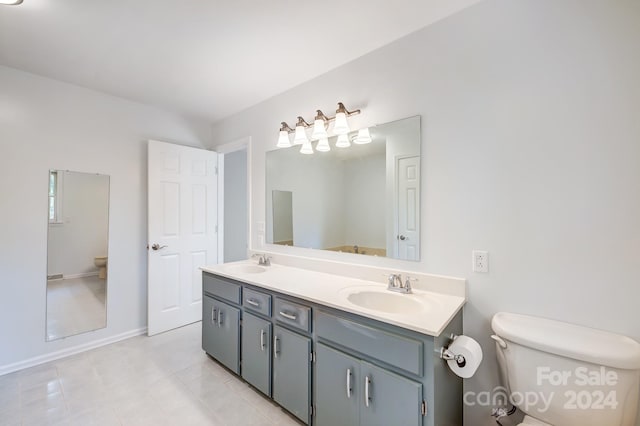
[151,243,167,251]
[398,235,407,241]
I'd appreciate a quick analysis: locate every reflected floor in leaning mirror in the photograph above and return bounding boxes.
[46,276,107,341]
[0,322,301,426]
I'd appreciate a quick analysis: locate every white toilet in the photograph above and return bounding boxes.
[94,256,108,279]
[491,312,640,426]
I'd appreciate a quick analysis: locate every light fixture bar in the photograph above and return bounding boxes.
[276,102,362,150]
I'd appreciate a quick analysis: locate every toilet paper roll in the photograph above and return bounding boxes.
[446,335,483,378]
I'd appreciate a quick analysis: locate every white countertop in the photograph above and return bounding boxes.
[201,260,466,337]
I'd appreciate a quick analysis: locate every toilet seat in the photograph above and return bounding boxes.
[517,415,552,426]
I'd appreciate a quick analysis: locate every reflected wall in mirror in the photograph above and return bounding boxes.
[266,115,420,261]
[272,190,293,245]
[46,170,109,341]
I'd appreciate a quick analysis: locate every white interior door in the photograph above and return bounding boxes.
[396,156,420,260]
[147,140,218,336]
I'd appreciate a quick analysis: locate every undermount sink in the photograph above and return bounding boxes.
[222,264,267,274]
[340,286,433,314]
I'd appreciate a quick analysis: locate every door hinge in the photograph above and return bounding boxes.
[310,351,315,363]
[215,224,218,233]
[310,404,315,416]
[215,166,219,175]
[421,400,427,416]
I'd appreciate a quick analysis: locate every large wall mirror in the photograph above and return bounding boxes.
[266,115,421,261]
[46,170,109,341]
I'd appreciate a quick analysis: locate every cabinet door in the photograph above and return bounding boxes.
[273,326,311,424]
[202,295,217,356]
[359,361,423,426]
[205,298,240,374]
[315,344,359,426]
[241,312,271,397]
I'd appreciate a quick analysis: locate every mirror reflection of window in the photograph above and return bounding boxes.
[46,170,110,341]
[48,170,61,223]
[272,190,293,246]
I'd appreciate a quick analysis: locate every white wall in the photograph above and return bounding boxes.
[47,171,109,277]
[266,148,345,249]
[0,66,210,369]
[210,1,640,424]
[272,190,293,243]
[223,149,248,262]
[343,153,386,249]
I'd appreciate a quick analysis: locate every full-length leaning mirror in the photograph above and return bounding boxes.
[266,115,421,261]
[46,170,109,341]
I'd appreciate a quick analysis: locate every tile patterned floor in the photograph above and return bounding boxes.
[0,322,301,425]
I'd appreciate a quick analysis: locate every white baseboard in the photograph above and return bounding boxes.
[64,271,99,279]
[0,327,147,376]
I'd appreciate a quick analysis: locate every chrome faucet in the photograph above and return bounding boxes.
[386,273,415,294]
[251,253,271,266]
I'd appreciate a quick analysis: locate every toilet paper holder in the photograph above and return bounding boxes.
[438,334,467,367]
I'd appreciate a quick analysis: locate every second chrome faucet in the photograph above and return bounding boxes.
[386,273,416,294]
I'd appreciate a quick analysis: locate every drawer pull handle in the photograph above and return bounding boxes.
[212,308,217,324]
[365,376,371,408]
[260,329,266,351]
[279,311,297,321]
[346,368,352,399]
[217,310,223,327]
[274,336,280,359]
[246,298,260,307]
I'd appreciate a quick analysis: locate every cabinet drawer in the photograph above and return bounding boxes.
[203,273,241,304]
[274,297,311,333]
[243,288,272,317]
[316,311,423,376]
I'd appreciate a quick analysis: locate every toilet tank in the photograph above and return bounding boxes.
[491,312,640,426]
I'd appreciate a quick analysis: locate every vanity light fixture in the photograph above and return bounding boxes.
[316,137,331,152]
[333,102,357,135]
[0,0,24,4]
[277,102,361,152]
[293,116,311,145]
[300,139,314,154]
[277,122,294,148]
[311,110,330,140]
[353,127,372,144]
[335,134,351,148]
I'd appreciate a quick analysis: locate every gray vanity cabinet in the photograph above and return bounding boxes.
[315,343,360,426]
[241,312,271,397]
[202,294,240,374]
[202,271,463,426]
[359,361,423,426]
[315,343,422,426]
[273,325,312,424]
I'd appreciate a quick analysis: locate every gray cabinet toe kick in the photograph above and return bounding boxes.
[201,271,462,426]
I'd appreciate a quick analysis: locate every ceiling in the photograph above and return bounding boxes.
[0,0,483,122]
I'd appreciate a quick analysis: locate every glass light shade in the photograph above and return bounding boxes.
[0,0,23,4]
[277,130,292,148]
[335,134,350,148]
[354,127,372,144]
[332,112,350,135]
[300,140,314,154]
[311,119,328,140]
[316,138,330,152]
[293,125,308,145]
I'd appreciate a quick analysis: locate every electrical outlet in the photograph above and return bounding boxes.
[473,250,489,273]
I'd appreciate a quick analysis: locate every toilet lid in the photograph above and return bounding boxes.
[517,415,552,426]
